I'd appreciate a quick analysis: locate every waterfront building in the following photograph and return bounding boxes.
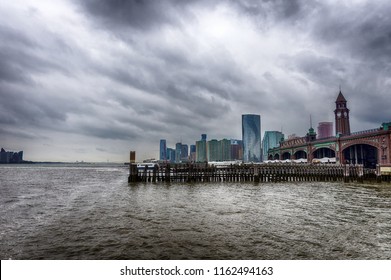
[268,90,391,169]
[317,122,333,139]
[242,114,261,162]
[0,148,23,163]
[159,139,167,161]
[262,131,284,161]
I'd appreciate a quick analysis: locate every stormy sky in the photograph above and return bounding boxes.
[1,0,390,162]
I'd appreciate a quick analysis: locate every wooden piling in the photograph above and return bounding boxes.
[128,162,388,184]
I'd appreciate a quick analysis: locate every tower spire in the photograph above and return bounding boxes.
[307,114,316,141]
[310,114,313,128]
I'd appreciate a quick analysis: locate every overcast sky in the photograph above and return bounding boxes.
[1,0,390,162]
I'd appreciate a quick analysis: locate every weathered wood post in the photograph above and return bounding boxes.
[165,163,170,182]
[128,164,138,182]
[152,164,158,182]
[376,164,382,183]
[254,166,260,183]
[357,164,364,183]
[343,165,350,182]
[128,151,138,183]
[142,165,148,182]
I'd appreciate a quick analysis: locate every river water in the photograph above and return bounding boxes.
[0,164,390,260]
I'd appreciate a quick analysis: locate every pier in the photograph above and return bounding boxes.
[128,163,391,183]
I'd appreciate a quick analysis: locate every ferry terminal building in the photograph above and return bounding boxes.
[268,91,391,172]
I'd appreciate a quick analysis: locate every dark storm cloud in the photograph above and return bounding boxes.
[77,0,200,31]
[1,0,390,161]
[0,24,36,48]
[79,0,167,29]
[283,51,347,87]
[0,127,42,140]
[313,1,391,64]
[93,34,239,123]
[0,85,65,124]
[0,25,37,84]
[77,122,140,140]
[77,0,309,32]
[302,1,391,127]
[232,0,301,18]
[0,17,115,143]
[0,24,73,84]
[0,47,62,85]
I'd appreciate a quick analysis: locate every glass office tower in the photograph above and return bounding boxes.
[242,114,261,162]
[220,139,231,161]
[196,140,207,162]
[181,144,189,162]
[175,143,182,163]
[196,134,207,162]
[167,148,176,163]
[207,139,220,161]
[159,139,167,161]
[262,131,284,161]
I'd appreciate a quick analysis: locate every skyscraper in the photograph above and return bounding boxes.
[196,134,207,162]
[220,139,231,161]
[175,143,182,163]
[262,131,284,161]
[189,144,196,162]
[231,139,243,160]
[242,114,261,162]
[181,144,189,162]
[207,139,219,161]
[166,148,176,163]
[317,122,333,139]
[159,139,167,161]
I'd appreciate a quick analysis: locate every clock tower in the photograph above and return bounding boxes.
[334,90,351,136]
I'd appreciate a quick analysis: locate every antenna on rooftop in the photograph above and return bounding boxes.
[310,114,313,128]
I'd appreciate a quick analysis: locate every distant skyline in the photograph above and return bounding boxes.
[1,0,390,162]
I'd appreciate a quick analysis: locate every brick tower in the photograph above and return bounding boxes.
[334,90,351,136]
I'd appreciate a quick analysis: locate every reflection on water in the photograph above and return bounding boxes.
[0,165,390,259]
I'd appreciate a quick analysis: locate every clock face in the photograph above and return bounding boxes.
[337,112,341,117]
[344,111,348,117]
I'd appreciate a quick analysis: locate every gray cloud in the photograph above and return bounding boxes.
[76,0,199,31]
[1,0,390,161]
[313,1,391,63]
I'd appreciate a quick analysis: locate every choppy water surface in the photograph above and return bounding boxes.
[1,164,390,259]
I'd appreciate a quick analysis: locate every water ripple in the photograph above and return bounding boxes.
[0,165,390,259]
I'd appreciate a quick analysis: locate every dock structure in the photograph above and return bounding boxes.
[128,163,391,183]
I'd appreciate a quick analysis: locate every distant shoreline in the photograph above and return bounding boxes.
[0,161,125,165]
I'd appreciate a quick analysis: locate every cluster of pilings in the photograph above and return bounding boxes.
[128,163,389,183]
